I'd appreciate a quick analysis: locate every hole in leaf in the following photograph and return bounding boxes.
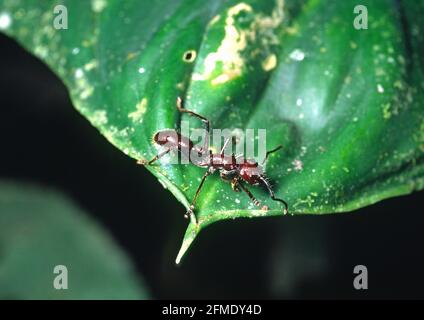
[183,50,196,63]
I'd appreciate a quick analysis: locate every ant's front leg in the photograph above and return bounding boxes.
[137,148,171,166]
[177,97,210,154]
[258,176,289,214]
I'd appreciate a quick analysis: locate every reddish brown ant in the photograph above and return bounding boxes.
[138,97,288,223]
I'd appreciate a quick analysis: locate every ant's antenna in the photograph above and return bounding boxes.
[262,145,283,165]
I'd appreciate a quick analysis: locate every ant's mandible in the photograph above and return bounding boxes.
[138,97,289,223]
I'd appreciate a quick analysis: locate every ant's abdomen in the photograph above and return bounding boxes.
[154,130,206,162]
[154,130,193,150]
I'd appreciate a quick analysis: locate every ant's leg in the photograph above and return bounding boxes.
[177,97,210,153]
[233,178,262,207]
[262,145,283,165]
[185,168,214,224]
[259,176,289,214]
[137,148,171,166]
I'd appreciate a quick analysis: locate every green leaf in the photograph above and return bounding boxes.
[0,181,149,299]
[1,0,423,262]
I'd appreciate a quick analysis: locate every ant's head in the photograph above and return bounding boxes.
[239,159,264,185]
[153,130,178,146]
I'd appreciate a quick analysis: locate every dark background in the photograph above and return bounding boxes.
[1,33,423,299]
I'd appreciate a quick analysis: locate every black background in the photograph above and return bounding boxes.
[1,33,423,299]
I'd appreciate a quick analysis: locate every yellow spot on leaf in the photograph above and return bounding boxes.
[129,98,148,123]
[262,54,277,71]
[91,0,107,13]
[192,0,285,85]
[192,3,252,85]
[209,14,221,26]
[84,59,98,71]
[126,52,139,61]
[211,74,232,86]
[92,110,108,125]
[382,103,391,120]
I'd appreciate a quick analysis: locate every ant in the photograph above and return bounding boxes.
[138,97,288,224]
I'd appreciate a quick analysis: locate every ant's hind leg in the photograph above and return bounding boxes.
[137,148,171,166]
[234,178,262,208]
[259,176,289,214]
